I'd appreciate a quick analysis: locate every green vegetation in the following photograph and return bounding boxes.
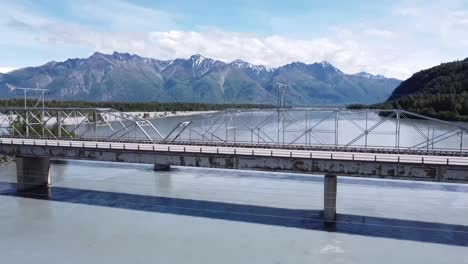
[372,94,468,121]
[347,58,468,121]
[386,58,468,121]
[348,97,468,121]
[388,59,468,102]
[346,104,368,110]
[0,155,12,165]
[0,99,275,112]
[10,114,75,138]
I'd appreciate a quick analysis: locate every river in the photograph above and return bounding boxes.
[0,110,467,263]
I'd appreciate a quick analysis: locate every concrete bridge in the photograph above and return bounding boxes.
[2,137,468,222]
[1,107,468,223]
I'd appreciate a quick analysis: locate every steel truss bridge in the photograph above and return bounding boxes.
[1,107,467,155]
[2,106,468,223]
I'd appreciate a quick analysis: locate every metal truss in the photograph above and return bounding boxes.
[174,108,468,153]
[0,108,163,142]
[1,107,467,153]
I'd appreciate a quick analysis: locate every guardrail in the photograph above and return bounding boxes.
[1,135,467,157]
[2,137,468,166]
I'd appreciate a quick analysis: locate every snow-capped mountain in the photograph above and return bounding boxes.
[354,72,386,79]
[0,52,401,105]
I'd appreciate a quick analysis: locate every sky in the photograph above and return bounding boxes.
[0,0,467,79]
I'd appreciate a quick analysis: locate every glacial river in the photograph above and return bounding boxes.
[0,110,467,263]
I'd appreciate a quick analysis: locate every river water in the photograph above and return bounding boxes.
[0,110,468,263]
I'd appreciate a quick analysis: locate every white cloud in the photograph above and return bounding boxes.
[16,24,402,77]
[0,14,412,79]
[448,11,468,28]
[0,67,17,73]
[363,28,395,38]
[393,6,420,17]
[70,0,178,31]
[0,0,467,80]
[147,31,348,67]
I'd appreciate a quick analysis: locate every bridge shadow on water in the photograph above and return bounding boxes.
[0,181,467,247]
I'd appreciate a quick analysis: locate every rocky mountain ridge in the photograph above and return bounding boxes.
[0,52,401,105]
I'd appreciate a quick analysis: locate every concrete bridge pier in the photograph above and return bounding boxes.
[153,164,171,171]
[324,174,337,223]
[16,157,51,191]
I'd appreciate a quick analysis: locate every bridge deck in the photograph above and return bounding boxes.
[3,136,468,222]
[1,137,468,166]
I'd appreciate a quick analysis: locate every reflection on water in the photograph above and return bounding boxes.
[2,110,468,263]
[0,160,468,263]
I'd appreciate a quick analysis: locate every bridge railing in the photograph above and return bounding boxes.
[2,137,468,166]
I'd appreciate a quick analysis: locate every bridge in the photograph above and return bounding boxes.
[1,107,468,222]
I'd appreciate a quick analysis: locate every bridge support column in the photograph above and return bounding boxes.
[324,174,337,223]
[153,164,171,171]
[16,157,51,191]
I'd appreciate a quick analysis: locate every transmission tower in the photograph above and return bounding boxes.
[276,83,288,144]
[276,83,288,109]
[16,88,48,137]
[17,88,48,109]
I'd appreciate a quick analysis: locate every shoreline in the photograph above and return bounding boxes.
[125,110,218,119]
[0,110,218,127]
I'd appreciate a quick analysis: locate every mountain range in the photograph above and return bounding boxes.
[0,52,401,106]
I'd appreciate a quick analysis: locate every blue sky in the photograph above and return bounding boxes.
[0,0,467,79]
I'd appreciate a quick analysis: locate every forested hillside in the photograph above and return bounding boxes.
[0,99,273,112]
[378,58,468,121]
